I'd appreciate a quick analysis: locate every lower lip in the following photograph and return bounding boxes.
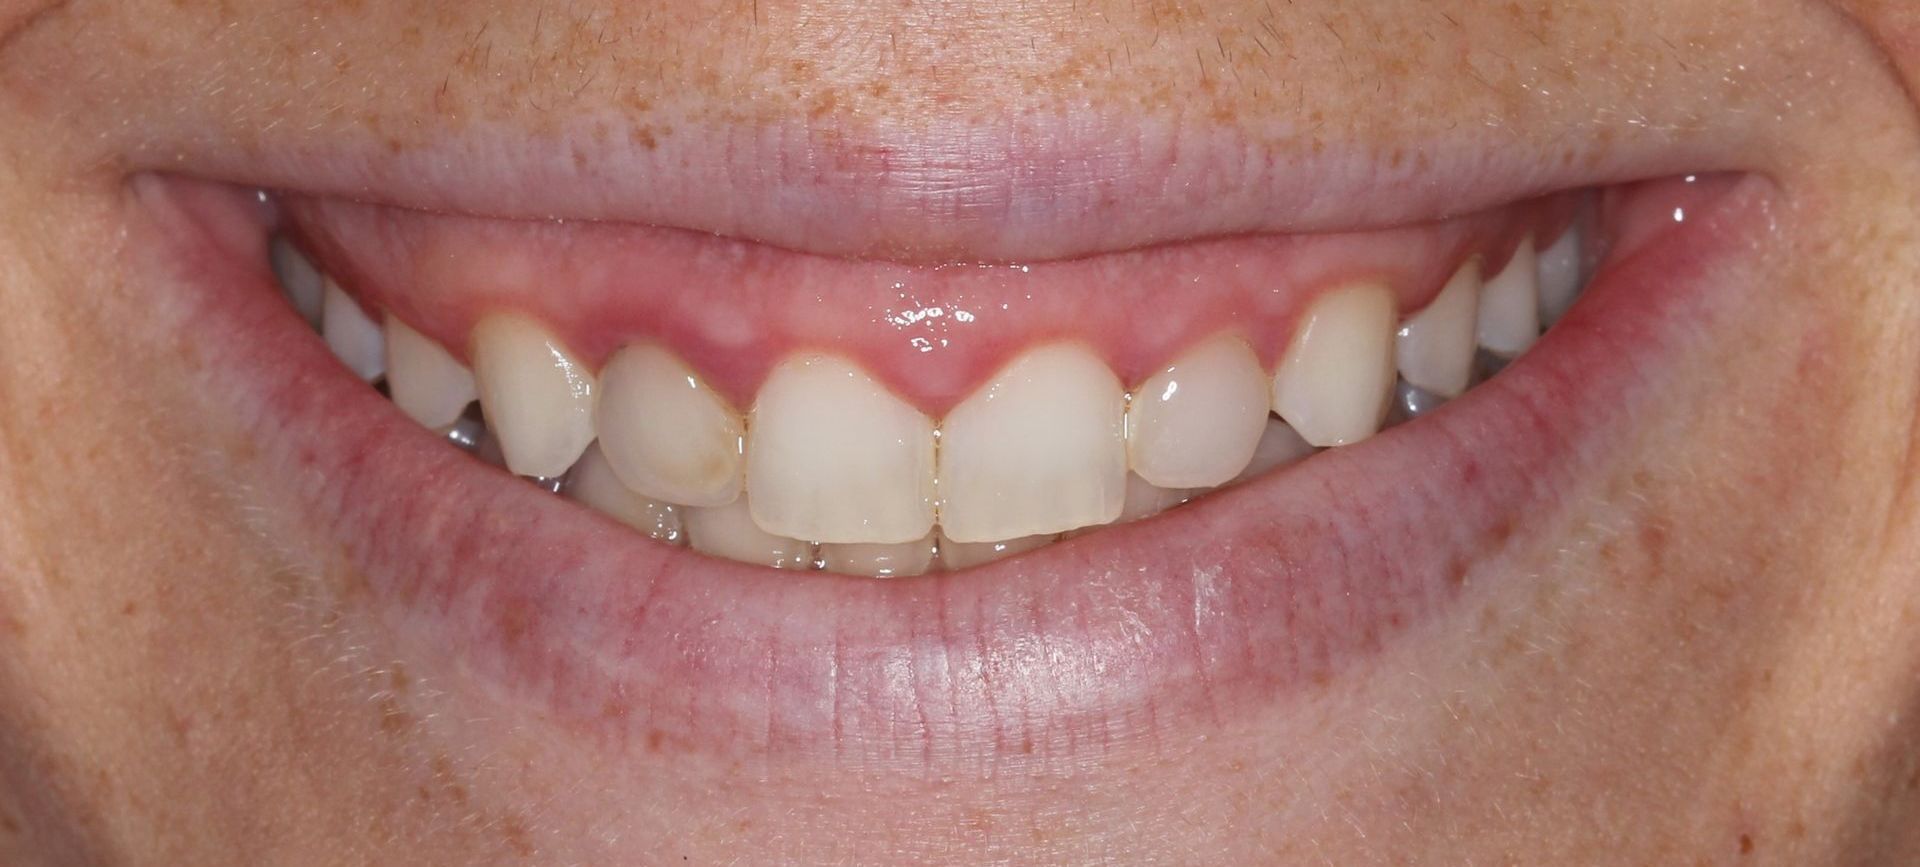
[130,174,1772,767]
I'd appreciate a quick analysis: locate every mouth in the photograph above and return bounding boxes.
[126,137,1771,766]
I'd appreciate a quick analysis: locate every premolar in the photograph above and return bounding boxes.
[937,344,1129,543]
[747,355,937,544]
[1477,239,1541,357]
[1396,261,1482,398]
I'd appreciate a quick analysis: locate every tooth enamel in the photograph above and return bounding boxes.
[470,314,597,479]
[269,238,324,327]
[1395,261,1482,398]
[596,344,745,509]
[1536,226,1582,326]
[819,537,937,578]
[937,532,1055,571]
[1119,473,1197,523]
[1233,417,1316,484]
[937,344,1128,543]
[1271,284,1397,447]
[1393,379,1448,421]
[747,355,936,544]
[1476,240,1541,357]
[1127,336,1270,489]
[321,280,387,382]
[564,445,684,544]
[386,319,478,429]
[683,496,815,570]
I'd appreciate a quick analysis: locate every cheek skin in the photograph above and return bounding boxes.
[0,1,1917,865]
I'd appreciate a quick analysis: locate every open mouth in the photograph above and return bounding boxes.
[130,161,1769,762]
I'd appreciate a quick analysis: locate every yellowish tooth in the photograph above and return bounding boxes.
[747,355,936,544]
[1127,336,1271,489]
[819,536,937,578]
[1395,260,1482,398]
[470,314,597,479]
[1476,239,1541,357]
[385,319,478,429]
[937,344,1129,543]
[321,280,386,382]
[683,496,815,570]
[564,445,685,544]
[596,344,745,508]
[936,532,1055,571]
[1271,284,1397,447]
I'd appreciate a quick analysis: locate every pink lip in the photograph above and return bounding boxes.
[128,172,1771,769]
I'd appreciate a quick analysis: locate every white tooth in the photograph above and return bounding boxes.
[564,445,684,544]
[1476,240,1540,357]
[385,319,478,429]
[936,532,1054,571]
[596,344,745,508]
[1536,226,1582,327]
[470,314,597,479]
[937,344,1128,543]
[1232,418,1316,484]
[1127,336,1270,489]
[747,355,936,544]
[1395,261,1482,398]
[321,279,386,382]
[1119,473,1197,523]
[269,238,325,327]
[819,536,936,578]
[683,496,814,570]
[1271,284,1397,447]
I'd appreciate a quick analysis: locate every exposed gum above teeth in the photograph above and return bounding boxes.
[281,208,1594,577]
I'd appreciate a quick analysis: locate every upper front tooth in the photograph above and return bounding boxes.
[1477,239,1541,357]
[1395,261,1482,398]
[1127,336,1271,489]
[938,344,1128,543]
[596,343,745,508]
[1536,226,1582,326]
[269,238,324,327]
[386,319,477,429]
[1271,283,1397,448]
[747,355,936,544]
[564,444,685,544]
[683,495,815,570]
[470,314,597,479]
[321,280,386,382]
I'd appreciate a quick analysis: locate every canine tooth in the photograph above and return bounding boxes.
[1119,474,1197,523]
[386,319,478,429]
[321,280,386,382]
[1395,261,1481,398]
[937,532,1054,571]
[269,238,324,327]
[684,496,814,570]
[1476,240,1540,357]
[1537,226,1582,326]
[597,344,745,509]
[937,344,1128,543]
[747,355,936,544]
[819,537,937,578]
[470,314,597,479]
[1233,418,1316,483]
[1127,336,1270,489]
[1271,284,1397,447]
[565,445,684,544]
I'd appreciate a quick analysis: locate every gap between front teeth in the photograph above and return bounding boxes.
[278,223,1592,577]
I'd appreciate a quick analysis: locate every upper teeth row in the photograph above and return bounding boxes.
[271,227,1585,574]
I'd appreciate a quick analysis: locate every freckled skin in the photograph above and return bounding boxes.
[0,1,1918,865]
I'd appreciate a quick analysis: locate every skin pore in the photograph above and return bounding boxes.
[1,0,1918,863]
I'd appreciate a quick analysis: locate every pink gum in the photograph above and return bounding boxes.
[289,195,1576,416]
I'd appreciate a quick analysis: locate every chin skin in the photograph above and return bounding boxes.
[0,1,1918,865]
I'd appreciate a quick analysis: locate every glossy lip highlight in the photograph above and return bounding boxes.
[127,172,1770,774]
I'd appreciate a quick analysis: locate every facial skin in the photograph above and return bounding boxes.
[0,0,1918,863]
